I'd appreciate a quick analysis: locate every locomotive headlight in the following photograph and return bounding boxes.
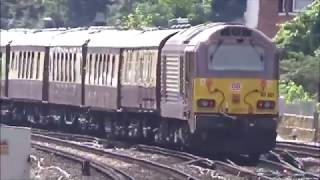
[197,99,215,108]
[257,100,275,109]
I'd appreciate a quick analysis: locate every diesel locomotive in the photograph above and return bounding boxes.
[0,23,279,158]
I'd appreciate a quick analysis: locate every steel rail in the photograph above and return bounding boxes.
[275,142,320,158]
[32,134,199,180]
[32,143,134,180]
[136,144,272,180]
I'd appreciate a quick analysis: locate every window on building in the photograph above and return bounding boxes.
[279,0,312,13]
[293,0,312,12]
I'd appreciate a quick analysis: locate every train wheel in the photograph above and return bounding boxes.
[154,120,169,146]
[103,115,113,138]
[78,115,88,134]
[141,118,154,144]
[128,119,142,140]
[12,105,25,126]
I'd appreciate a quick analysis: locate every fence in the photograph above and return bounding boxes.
[279,97,317,117]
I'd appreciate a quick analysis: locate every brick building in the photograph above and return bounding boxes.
[245,0,314,38]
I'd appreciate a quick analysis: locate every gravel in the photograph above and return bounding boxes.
[33,142,179,180]
[30,148,110,180]
[109,147,241,180]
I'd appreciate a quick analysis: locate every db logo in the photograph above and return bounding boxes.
[231,83,241,91]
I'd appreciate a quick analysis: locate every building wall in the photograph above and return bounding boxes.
[244,0,260,28]
[257,0,295,38]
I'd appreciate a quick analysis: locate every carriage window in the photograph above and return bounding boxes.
[138,52,144,83]
[102,54,106,85]
[94,54,98,84]
[111,55,116,86]
[73,53,76,82]
[26,52,29,79]
[59,53,63,81]
[134,51,140,83]
[57,53,61,81]
[0,52,2,76]
[21,52,26,79]
[0,52,2,79]
[146,52,152,83]
[208,44,265,71]
[98,54,103,85]
[18,52,22,78]
[106,54,111,86]
[14,52,18,70]
[10,52,15,70]
[64,53,68,82]
[88,54,92,84]
[69,53,72,82]
[61,53,65,81]
[52,53,55,81]
[30,52,34,79]
[125,51,132,83]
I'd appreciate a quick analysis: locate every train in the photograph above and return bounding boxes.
[0,23,280,159]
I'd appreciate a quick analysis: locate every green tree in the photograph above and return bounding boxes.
[279,80,312,103]
[275,0,320,99]
[122,0,214,28]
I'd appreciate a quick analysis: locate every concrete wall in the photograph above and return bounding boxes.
[277,114,319,142]
[0,126,31,180]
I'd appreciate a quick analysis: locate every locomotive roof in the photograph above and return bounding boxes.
[165,22,272,46]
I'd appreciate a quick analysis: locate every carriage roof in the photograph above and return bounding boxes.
[1,23,272,49]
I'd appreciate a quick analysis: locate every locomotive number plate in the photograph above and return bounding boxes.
[231,83,241,91]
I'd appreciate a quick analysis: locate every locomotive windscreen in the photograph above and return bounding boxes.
[208,43,265,71]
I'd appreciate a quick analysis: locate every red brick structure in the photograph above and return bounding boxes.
[256,0,313,38]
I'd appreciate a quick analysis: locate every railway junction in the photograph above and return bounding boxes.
[1,124,319,180]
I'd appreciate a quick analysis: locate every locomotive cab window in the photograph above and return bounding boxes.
[208,43,265,71]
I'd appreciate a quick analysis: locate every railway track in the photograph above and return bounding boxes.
[32,129,273,179]
[31,133,199,180]
[33,144,133,180]
[275,141,320,158]
[22,127,320,179]
[33,130,270,179]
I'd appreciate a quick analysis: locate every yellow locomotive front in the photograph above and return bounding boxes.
[190,26,279,157]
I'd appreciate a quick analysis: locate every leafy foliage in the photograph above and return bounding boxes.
[121,0,213,28]
[275,0,320,99]
[1,0,249,29]
[279,80,312,103]
[0,0,113,28]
